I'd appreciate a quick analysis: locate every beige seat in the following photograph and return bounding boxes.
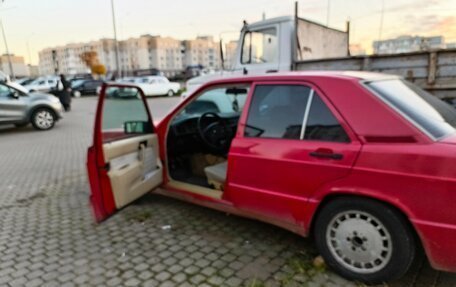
[204,161,227,191]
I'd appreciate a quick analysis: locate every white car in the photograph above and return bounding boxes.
[24,76,59,93]
[134,76,180,97]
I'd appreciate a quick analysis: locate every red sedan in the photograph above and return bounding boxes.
[87,72,456,284]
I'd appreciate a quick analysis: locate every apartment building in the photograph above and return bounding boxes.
[224,40,238,69]
[39,35,221,77]
[0,54,29,78]
[183,36,220,70]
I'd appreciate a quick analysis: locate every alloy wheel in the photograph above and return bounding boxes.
[326,210,393,274]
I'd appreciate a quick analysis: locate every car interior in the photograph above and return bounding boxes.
[166,85,249,194]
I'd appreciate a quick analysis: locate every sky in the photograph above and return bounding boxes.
[1,0,455,65]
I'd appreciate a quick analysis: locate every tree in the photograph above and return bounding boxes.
[80,51,106,76]
[91,64,106,76]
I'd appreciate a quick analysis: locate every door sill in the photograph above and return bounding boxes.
[165,180,223,200]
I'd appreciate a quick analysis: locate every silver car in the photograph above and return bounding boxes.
[0,81,63,130]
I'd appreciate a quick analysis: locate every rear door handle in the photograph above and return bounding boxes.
[309,150,343,160]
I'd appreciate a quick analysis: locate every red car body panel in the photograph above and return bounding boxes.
[88,72,456,273]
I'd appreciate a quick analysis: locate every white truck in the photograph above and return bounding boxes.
[185,13,350,95]
[186,7,456,102]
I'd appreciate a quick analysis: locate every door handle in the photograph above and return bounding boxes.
[309,150,343,160]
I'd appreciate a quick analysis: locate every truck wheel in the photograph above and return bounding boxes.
[167,90,174,97]
[313,197,416,285]
[31,108,56,131]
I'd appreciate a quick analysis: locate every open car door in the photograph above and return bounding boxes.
[87,83,163,222]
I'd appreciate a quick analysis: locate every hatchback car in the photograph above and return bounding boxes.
[71,79,104,97]
[87,72,456,284]
[0,81,63,130]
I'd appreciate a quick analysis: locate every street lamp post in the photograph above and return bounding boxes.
[111,0,121,78]
[0,18,14,80]
[26,33,34,66]
[326,0,331,26]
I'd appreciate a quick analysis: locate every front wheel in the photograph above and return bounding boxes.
[167,89,174,97]
[31,108,56,131]
[314,197,416,285]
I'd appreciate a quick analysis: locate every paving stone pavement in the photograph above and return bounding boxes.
[1,96,455,287]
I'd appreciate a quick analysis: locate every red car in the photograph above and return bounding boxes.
[87,72,456,284]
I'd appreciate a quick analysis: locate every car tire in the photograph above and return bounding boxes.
[313,197,416,285]
[73,91,81,98]
[167,90,174,97]
[31,108,56,131]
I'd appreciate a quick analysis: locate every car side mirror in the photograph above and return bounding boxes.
[124,121,153,134]
[10,91,19,99]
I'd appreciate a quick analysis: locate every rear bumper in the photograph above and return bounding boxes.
[413,219,456,272]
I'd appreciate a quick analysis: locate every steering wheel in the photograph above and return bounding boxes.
[197,112,231,152]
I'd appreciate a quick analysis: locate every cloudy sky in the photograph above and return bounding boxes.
[1,0,455,65]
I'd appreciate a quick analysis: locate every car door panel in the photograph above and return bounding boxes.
[0,91,28,122]
[226,82,361,227]
[104,134,162,209]
[87,84,163,222]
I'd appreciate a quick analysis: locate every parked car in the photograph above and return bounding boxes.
[87,72,456,284]
[14,77,36,87]
[71,79,104,97]
[134,76,180,97]
[0,81,63,130]
[23,76,59,93]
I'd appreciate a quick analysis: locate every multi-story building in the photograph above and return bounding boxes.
[183,36,220,70]
[0,54,29,78]
[373,35,446,55]
[224,40,238,69]
[38,35,223,77]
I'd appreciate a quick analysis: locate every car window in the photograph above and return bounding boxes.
[0,84,12,98]
[241,27,278,64]
[175,85,250,119]
[245,85,350,142]
[245,85,310,139]
[367,79,456,139]
[101,87,151,142]
[304,94,350,143]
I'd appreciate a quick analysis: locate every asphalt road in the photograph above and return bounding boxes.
[0,96,455,287]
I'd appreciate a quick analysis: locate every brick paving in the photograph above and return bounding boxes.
[0,96,455,287]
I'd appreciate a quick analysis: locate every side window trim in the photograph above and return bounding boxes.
[299,89,314,140]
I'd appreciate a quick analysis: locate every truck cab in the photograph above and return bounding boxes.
[185,15,349,96]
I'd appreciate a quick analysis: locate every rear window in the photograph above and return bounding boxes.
[367,79,456,139]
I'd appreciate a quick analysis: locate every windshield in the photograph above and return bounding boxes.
[367,79,456,139]
[71,79,86,88]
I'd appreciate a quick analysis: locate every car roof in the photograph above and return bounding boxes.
[208,71,399,85]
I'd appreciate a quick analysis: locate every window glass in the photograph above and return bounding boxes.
[241,28,278,64]
[304,95,350,143]
[0,84,12,97]
[101,87,151,142]
[245,85,310,139]
[368,79,456,139]
[174,86,249,119]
